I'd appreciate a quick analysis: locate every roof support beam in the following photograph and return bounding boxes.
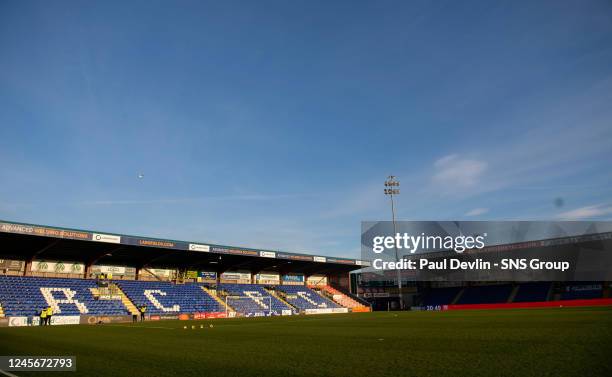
[24,239,61,276]
[84,246,125,278]
[29,239,61,260]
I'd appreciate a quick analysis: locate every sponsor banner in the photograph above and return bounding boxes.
[565,284,602,292]
[313,256,326,263]
[50,316,81,325]
[281,310,292,316]
[211,247,258,257]
[199,271,217,280]
[193,312,206,320]
[306,275,327,286]
[277,253,313,262]
[244,312,269,317]
[282,274,304,282]
[148,314,181,321]
[304,308,349,315]
[186,270,198,279]
[97,295,122,300]
[31,261,84,274]
[0,259,23,271]
[136,239,176,249]
[0,318,8,327]
[206,312,227,319]
[8,317,29,327]
[146,269,172,278]
[259,251,276,258]
[0,222,91,241]
[257,273,280,282]
[92,233,121,244]
[96,265,127,275]
[20,316,81,326]
[326,258,356,265]
[189,243,210,252]
[179,314,191,321]
[0,259,24,271]
[81,315,132,325]
[221,272,251,281]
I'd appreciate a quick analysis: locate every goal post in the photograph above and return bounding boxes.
[225,295,273,317]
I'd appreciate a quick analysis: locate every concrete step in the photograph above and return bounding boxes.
[201,286,232,312]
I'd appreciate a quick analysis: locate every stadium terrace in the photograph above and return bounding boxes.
[0,220,371,326]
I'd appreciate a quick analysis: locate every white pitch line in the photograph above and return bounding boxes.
[0,368,19,377]
[103,325,174,330]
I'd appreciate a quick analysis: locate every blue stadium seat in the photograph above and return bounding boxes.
[456,284,513,304]
[513,283,551,302]
[0,275,128,317]
[116,280,222,314]
[219,284,294,316]
[421,287,462,306]
[560,284,602,300]
[275,285,340,311]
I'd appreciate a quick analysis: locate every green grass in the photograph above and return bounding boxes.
[1,307,611,377]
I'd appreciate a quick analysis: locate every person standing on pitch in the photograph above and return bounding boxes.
[46,306,53,325]
[39,307,46,326]
[140,305,146,322]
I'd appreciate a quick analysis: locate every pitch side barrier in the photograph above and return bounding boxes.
[0,309,367,327]
[411,298,612,312]
[0,312,230,327]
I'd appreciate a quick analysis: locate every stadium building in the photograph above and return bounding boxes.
[0,220,371,326]
[354,231,612,311]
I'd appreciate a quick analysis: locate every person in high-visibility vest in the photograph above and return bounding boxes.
[140,305,146,322]
[39,308,47,326]
[46,307,53,326]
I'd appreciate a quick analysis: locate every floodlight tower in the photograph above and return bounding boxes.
[384,175,404,310]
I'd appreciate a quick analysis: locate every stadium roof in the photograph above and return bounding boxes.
[0,220,368,275]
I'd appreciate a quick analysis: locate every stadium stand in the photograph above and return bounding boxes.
[317,285,369,310]
[218,283,294,316]
[0,276,128,316]
[201,286,231,312]
[419,282,610,308]
[275,285,340,310]
[456,284,513,305]
[116,280,222,314]
[421,287,462,306]
[513,282,551,302]
[560,284,602,300]
[114,286,140,316]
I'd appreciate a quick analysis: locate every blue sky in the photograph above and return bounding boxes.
[1,0,611,258]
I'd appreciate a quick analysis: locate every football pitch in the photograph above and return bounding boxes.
[0,307,611,377]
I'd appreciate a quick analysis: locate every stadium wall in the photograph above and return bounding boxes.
[444,298,612,311]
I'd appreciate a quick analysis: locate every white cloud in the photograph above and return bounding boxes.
[465,207,489,216]
[557,204,612,220]
[432,155,488,188]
